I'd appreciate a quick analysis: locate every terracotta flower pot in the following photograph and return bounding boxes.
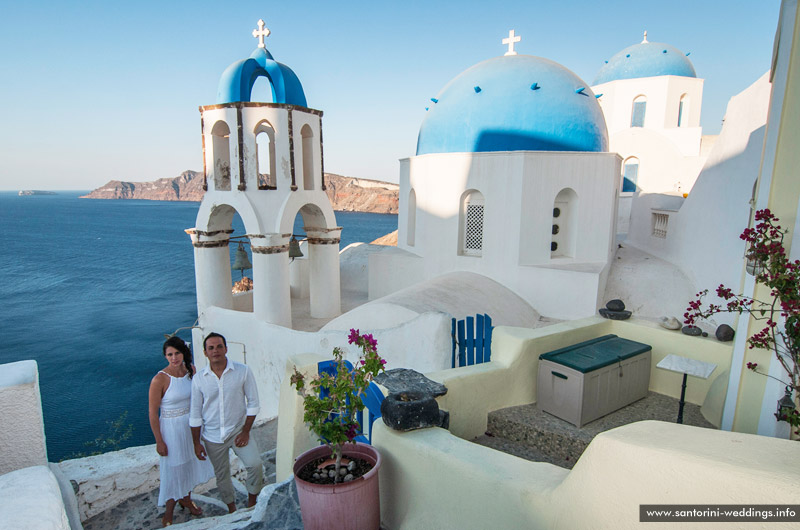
[293,442,381,530]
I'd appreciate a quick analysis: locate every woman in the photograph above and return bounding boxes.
[148,336,214,527]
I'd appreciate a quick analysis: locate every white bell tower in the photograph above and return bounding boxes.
[189,20,341,328]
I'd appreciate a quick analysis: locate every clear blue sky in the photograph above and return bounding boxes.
[0,1,780,190]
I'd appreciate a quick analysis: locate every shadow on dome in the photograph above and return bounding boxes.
[474,130,605,153]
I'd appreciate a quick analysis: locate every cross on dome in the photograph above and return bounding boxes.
[642,30,648,43]
[503,29,521,56]
[252,19,271,48]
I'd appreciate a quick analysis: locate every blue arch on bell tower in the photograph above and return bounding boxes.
[216,48,307,106]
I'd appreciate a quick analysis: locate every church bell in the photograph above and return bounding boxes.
[289,236,304,259]
[232,242,253,277]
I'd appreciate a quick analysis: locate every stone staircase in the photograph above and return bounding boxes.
[472,392,716,469]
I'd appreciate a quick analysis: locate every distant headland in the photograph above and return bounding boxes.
[18,190,57,196]
[81,170,399,214]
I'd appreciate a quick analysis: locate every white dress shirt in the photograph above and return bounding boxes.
[189,358,260,443]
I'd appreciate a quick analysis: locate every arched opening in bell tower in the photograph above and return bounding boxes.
[198,203,256,313]
[285,203,341,330]
[255,120,277,189]
[211,121,232,190]
[301,124,315,191]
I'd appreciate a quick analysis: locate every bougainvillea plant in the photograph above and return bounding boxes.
[290,328,386,480]
[685,209,799,437]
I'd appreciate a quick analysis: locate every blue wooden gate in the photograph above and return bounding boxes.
[317,360,385,445]
[451,314,494,368]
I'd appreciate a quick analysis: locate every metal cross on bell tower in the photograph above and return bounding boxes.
[252,19,271,48]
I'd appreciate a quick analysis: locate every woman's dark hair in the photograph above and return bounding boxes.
[162,336,194,379]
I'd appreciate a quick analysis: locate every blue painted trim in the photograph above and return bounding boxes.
[476,314,485,364]
[457,319,466,367]
[485,314,493,362]
[451,318,457,368]
[466,316,475,366]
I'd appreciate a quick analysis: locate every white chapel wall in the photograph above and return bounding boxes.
[625,73,771,324]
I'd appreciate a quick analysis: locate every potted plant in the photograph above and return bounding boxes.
[289,328,386,530]
[685,209,799,439]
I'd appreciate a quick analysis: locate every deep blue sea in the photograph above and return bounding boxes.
[0,191,397,461]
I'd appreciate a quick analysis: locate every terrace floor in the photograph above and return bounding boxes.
[473,392,716,469]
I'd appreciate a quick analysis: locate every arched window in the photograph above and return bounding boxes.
[211,120,232,191]
[677,94,689,127]
[631,95,647,127]
[407,189,416,247]
[622,156,639,193]
[301,124,314,190]
[551,188,577,259]
[255,120,276,189]
[460,190,485,257]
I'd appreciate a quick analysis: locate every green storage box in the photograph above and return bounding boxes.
[537,334,652,427]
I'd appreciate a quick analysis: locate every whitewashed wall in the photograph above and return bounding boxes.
[191,307,453,423]
[0,360,47,475]
[385,150,619,320]
[594,75,704,135]
[0,466,70,529]
[625,73,771,326]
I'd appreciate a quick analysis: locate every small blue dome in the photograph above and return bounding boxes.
[217,47,307,106]
[593,41,696,85]
[416,55,608,156]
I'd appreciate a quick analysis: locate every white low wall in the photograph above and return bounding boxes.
[0,465,70,530]
[192,306,452,424]
[0,360,48,475]
[373,420,800,530]
[57,445,161,521]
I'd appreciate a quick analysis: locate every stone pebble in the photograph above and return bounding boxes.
[681,325,702,336]
[659,317,682,330]
[716,324,735,342]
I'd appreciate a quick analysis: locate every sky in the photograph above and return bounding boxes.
[0,1,781,190]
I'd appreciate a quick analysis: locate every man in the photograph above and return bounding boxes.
[190,332,263,512]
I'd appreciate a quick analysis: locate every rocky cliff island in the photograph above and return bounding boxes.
[81,171,399,214]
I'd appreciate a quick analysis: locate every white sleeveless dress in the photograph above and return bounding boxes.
[157,372,214,506]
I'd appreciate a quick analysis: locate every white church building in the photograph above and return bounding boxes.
[371,35,621,321]
[592,32,715,233]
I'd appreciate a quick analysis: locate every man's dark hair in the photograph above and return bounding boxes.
[203,332,227,350]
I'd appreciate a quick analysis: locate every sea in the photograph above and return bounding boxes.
[0,191,397,461]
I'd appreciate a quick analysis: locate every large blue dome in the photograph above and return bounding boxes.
[416,55,608,156]
[217,47,307,106]
[593,41,696,85]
